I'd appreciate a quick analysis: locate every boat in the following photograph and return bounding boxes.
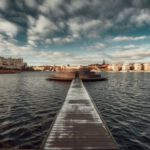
[46,70,108,81]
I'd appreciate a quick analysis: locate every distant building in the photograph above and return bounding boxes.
[32,66,45,71]
[108,64,122,71]
[129,64,134,71]
[143,63,150,71]
[134,63,142,71]
[65,66,81,70]
[121,64,130,71]
[0,57,27,70]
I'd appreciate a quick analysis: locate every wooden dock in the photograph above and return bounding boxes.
[41,78,118,150]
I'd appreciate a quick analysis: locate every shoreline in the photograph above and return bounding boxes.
[0,70,21,74]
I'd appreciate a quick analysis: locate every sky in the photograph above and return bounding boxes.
[0,0,150,65]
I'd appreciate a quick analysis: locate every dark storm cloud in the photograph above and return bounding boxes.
[1,0,150,43]
[0,0,150,60]
[0,0,150,65]
[28,0,150,43]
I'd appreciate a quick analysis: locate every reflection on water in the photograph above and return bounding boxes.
[0,72,150,150]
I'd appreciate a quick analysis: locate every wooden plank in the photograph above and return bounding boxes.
[41,78,118,150]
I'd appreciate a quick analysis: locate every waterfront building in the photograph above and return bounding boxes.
[64,65,81,71]
[32,66,45,71]
[134,63,142,71]
[107,64,113,71]
[0,57,27,70]
[121,64,130,72]
[108,64,122,71]
[32,66,53,71]
[57,65,82,72]
[143,63,150,72]
[129,64,134,71]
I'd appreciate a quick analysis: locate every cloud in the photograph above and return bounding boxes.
[40,0,62,11]
[0,34,73,65]
[92,43,106,49]
[0,0,8,10]
[84,43,106,51]
[0,35,6,52]
[112,44,137,50]
[66,0,87,14]
[107,43,150,62]
[69,56,101,65]
[1,33,150,65]
[0,17,20,38]
[0,34,105,65]
[3,0,150,45]
[130,9,150,26]
[68,17,112,38]
[46,36,75,45]
[112,36,147,42]
[27,15,59,43]
[24,0,37,9]
[132,0,150,8]
[116,7,150,27]
[112,49,150,60]
[116,8,135,23]
[38,0,64,16]
[122,45,137,49]
[0,0,150,65]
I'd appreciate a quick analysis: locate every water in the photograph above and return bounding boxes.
[0,72,150,149]
[85,72,150,150]
[0,72,70,149]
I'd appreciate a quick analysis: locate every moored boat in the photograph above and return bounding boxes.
[47,70,107,81]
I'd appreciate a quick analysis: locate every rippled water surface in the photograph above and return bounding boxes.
[0,72,70,149]
[0,72,150,150]
[85,72,150,150]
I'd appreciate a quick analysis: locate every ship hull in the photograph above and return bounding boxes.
[46,77,107,81]
[47,71,107,81]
